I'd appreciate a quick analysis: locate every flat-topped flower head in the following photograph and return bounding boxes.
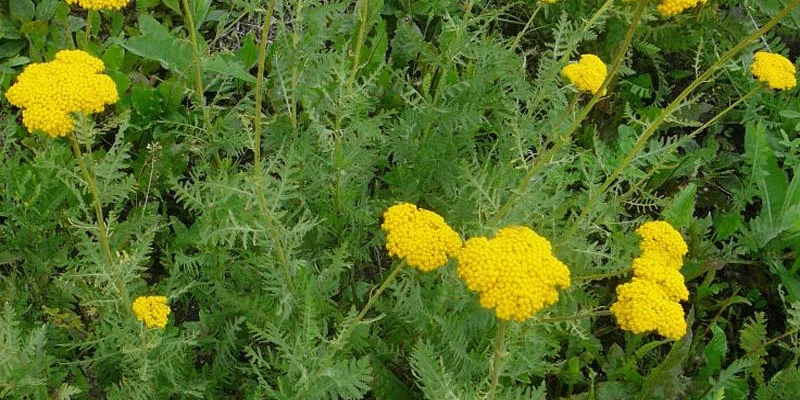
[656,0,708,16]
[381,203,462,272]
[5,49,118,137]
[561,54,608,95]
[635,220,688,263]
[751,51,797,90]
[132,296,171,329]
[456,226,571,321]
[65,0,131,10]
[610,278,687,339]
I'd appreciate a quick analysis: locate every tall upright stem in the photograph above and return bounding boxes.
[563,0,800,240]
[68,130,131,309]
[254,0,277,176]
[181,0,211,128]
[487,320,508,399]
[84,11,93,49]
[346,0,370,92]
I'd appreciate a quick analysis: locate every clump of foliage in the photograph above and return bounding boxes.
[2,0,800,399]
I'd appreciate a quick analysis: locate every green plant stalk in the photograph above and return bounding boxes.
[181,0,211,128]
[84,11,93,49]
[490,0,647,226]
[253,0,277,176]
[509,3,542,50]
[558,0,615,63]
[615,85,762,206]
[487,320,507,399]
[562,0,800,240]
[296,259,406,398]
[68,130,131,310]
[534,309,611,323]
[420,0,475,145]
[345,0,370,92]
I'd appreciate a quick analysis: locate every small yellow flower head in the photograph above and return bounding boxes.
[456,226,571,321]
[132,296,171,329]
[751,51,797,90]
[656,0,708,16]
[381,203,462,272]
[65,0,131,10]
[635,220,688,263]
[5,50,119,138]
[610,279,687,339]
[561,54,608,95]
[539,0,561,3]
[631,256,689,302]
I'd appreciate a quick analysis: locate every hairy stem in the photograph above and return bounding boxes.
[562,0,800,240]
[181,0,211,128]
[68,130,130,309]
[253,0,277,176]
[345,0,370,92]
[487,320,507,399]
[490,0,647,225]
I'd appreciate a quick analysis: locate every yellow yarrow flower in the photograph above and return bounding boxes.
[65,0,131,10]
[609,279,687,339]
[456,226,571,321]
[611,220,689,339]
[381,203,462,272]
[132,296,171,329]
[5,50,118,138]
[561,54,608,95]
[656,0,708,16]
[751,51,797,90]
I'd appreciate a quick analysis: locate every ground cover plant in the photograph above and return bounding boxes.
[1,0,800,398]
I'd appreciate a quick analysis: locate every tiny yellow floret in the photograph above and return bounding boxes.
[751,51,797,90]
[456,226,571,321]
[5,50,119,137]
[132,296,171,329]
[635,220,688,263]
[65,0,131,10]
[655,0,708,16]
[561,54,608,95]
[381,203,462,272]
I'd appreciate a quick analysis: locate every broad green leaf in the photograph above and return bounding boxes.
[10,0,35,22]
[744,123,788,220]
[202,54,256,83]
[123,15,193,72]
[698,324,727,381]
[662,183,697,229]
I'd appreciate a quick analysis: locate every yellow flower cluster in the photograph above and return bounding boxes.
[656,0,708,16]
[561,54,608,95]
[456,226,571,321]
[65,0,131,10]
[381,203,463,272]
[751,51,797,90]
[132,296,171,329]
[5,50,118,138]
[611,221,689,339]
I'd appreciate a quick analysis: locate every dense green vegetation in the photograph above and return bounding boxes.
[2,0,800,398]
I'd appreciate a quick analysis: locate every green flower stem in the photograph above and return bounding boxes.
[490,0,647,226]
[68,130,131,310]
[181,0,211,129]
[558,0,615,63]
[574,268,632,282]
[615,85,763,206]
[295,259,406,399]
[84,11,93,49]
[562,0,800,241]
[487,319,507,399]
[253,0,277,177]
[345,0,370,93]
[420,0,475,145]
[509,3,542,50]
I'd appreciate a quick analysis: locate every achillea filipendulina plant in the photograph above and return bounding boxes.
[65,0,131,10]
[561,54,608,95]
[5,50,118,137]
[381,203,463,271]
[456,226,571,321]
[751,51,797,90]
[611,221,689,339]
[132,296,171,329]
